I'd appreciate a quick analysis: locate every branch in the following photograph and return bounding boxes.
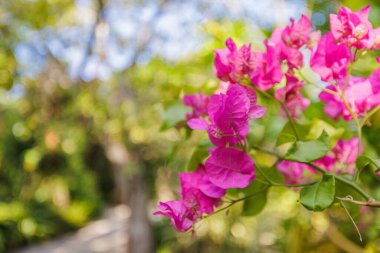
[361,105,380,127]
[255,162,316,187]
[337,196,380,208]
[129,0,171,68]
[326,223,364,253]
[202,186,270,220]
[297,70,338,96]
[251,144,373,201]
[339,199,362,242]
[75,0,106,80]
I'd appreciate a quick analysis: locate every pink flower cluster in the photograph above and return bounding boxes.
[319,75,380,120]
[315,137,362,175]
[155,5,380,232]
[153,165,225,232]
[310,5,380,121]
[155,82,265,231]
[188,84,265,147]
[182,93,209,120]
[270,15,319,70]
[277,161,316,185]
[212,15,317,118]
[330,6,379,50]
[274,74,310,118]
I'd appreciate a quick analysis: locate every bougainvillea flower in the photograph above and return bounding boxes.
[183,92,209,120]
[282,15,313,48]
[269,16,319,70]
[153,200,197,232]
[205,147,255,189]
[277,161,316,184]
[369,58,380,94]
[250,41,283,91]
[180,165,226,214]
[215,81,232,94]
[188,84,265,147]
[315,137,362,174]
[271,42,303,69]
[310,32,351,82]
[307,31,322,48]
[330,5,373,49]
[274,74,310,118]
[282,47,303,69]
[368,61,380,107]
[269,28,298,68]
[370,28,380,50]
[213,38,255,83]
[319,76,380,121]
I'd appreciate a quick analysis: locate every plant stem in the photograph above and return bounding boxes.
[336,86,362,182]
[255,86,301,140]
[256,75,364,186]
[342,62,353,93]
[332,172,371,200]
[255,163,274,185]
[337,196,380,207]
[361,104,380,127]
[339,199,362,242]
[250,144,373,201]
[255,160,317,187]
[280,102,300,140]
[251,144,281,157]
[333,66,362,182]
[205,186,270,218]
[271,182,316,187]
[297,71,338,96]
[335,86,362,136]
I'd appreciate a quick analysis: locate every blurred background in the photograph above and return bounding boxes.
[1,0,380,252]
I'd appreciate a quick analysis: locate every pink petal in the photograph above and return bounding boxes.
[188,118,208,130]
[205,147,255,189]
[153,200,194,232]
[249,105,266,119]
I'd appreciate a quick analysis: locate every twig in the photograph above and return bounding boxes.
[337,196,380,208]
[298,70,338,96]
[339,199,362,242]
[361,105,380,127]
[203,186,270,220]
[76,0,106,80]
[280,101,300,140]
[333,75,362,182]
[326,223,364,253]
[255,162,316,187]
[250,144,373,201]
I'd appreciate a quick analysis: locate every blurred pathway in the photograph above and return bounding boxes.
[12,205,131,253]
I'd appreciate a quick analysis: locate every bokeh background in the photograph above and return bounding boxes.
[1,0,380,252]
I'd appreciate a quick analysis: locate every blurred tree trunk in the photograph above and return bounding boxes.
[106,141,129,204]
[105,140,154,253]
[128,173,154,253]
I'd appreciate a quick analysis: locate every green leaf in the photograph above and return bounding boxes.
[276,121,311,146]
[276,119,343,147]
[241,181,269,216]
[242,189,268,216]
[307,119,344,147]
[284,131,330,162]
[160,101,190,131]
[334,179,361,217]
[186,140,213,171]
[356,155,380,171]
[300,175,335,211]
[187,147,210,171]
[276,133,296,147]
